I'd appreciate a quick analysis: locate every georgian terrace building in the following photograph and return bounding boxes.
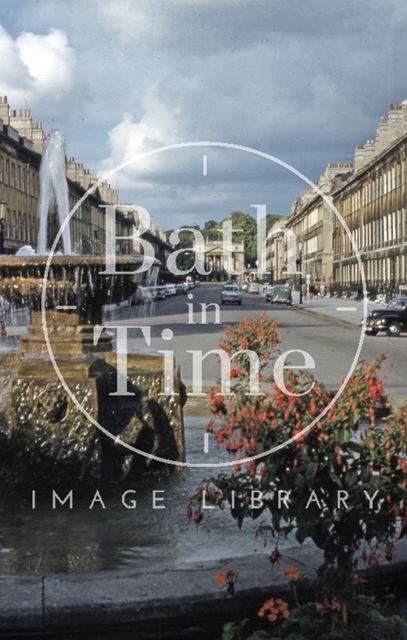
[0,96,132,255]
[271,101,407,297]
[268,164,352,286]
[0,96,170,267]
[264,217,287,283]
[332,102,407,297]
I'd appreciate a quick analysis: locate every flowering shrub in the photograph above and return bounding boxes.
[189,317,407,639]
[219,313,279,366]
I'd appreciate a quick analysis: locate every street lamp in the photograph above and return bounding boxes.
[297,241,303,305]
[0,201,6,255]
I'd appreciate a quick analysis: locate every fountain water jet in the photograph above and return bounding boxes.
[37,131,72,255]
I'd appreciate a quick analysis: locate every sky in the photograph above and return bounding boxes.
[0,0,406,230]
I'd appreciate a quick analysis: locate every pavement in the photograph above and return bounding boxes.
[0,541,406,638]
[293,293,383,327]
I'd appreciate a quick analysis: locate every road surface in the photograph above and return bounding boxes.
[105,284,407,403]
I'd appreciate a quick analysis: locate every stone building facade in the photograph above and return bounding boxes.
[264,217,287,283]
[332,102,407,296]
[200,240,245,281]
[267,164,352,286]
[0,96,170,265]
[270,101,407,297]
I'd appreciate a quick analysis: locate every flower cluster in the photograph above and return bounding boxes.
[219,313,279,366]
[258,597,289,623]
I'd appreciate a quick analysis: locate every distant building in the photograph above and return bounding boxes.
[119,205,171,278]
[0,96,132,255]
[198,240,245,281]
[264,217,288,283]
[285,164,352,286]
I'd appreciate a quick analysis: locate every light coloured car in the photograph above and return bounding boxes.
[176,282,188,294]
[140,286,154,304]
[130,286,154,305]
[221,284,242,305]
[165,284,177,296]
[155,286,168,300]
[248,282,259,294]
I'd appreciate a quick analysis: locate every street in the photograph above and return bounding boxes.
[105,284,407,403]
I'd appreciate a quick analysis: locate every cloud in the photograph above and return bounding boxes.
[2,0,407,227]
[99,91,182,190]
[0,25,75,106]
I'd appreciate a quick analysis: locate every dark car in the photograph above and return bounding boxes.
[271,284,292,305]
[365,297,407,337]
[265,285,274,302]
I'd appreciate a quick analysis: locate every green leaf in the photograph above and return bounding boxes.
[305,462,319,480]
[345,471,358,487]
[328,468,342,487]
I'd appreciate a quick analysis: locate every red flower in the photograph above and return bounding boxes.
[215,569,238,595]
[215,571,227,585]
[282,565,300,582]
[258,597,289,622]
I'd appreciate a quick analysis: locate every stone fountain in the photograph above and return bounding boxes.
[0,133,185,485]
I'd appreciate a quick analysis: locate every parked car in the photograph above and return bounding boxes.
[265,285,274,302]
[176,282,188,294]
[130,286,155,305]
[129,286,143,306]
[155,285,168,300]
[272,284,292,305]
[165,284,177,296]
[248,282,259,294]
[240,281,249,291]
[364,297,407,336]
[221,284,242,305]
[140,286,155,304]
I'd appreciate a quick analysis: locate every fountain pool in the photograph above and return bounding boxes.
[0,417,302,576]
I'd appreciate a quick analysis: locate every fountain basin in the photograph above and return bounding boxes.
[0,542,406,639]
[0,255,157,324]
[0,253,185,484]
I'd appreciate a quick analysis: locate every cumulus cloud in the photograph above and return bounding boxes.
[2,0,407,226]
[99,91,182,190]
[0,25,75,105]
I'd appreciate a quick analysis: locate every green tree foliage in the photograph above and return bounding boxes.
[166,212,283,267]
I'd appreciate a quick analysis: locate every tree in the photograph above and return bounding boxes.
[165,225,200,273]
[166,211,285,271]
